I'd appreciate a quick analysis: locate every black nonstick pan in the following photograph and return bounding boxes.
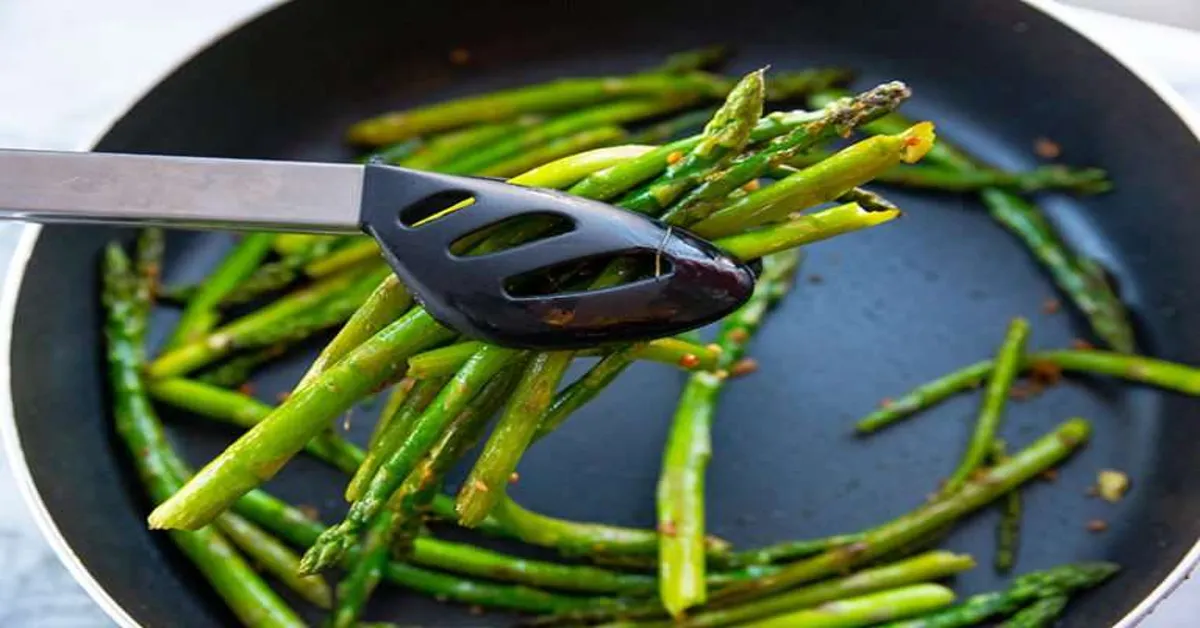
[5,0,1200,626]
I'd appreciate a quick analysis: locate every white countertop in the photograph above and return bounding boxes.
[1,2,1198,626]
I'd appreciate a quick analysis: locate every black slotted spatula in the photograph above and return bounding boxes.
[0,149,756,348]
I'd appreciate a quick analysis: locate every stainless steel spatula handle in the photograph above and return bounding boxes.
[0,148,365,232]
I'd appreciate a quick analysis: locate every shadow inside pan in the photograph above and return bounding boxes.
[10,0,1200,625]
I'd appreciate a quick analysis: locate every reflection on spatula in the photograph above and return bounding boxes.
[0,149,755,348]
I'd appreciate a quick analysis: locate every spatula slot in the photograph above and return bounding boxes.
[398,190,477,228]
[449,211,575,256]
[503,248,673,298]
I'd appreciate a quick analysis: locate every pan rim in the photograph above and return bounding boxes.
[0,1,1197,626]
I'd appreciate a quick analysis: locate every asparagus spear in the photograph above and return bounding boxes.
[348,71,732,144]
[146,378,364,475]
[214,512,333,609]
[739,584,957,628]
[194,344,291,388]
[617,68,766,213]
[944,318,1029,494]
[303,238,381,278]
[133,228,164,317]
[658,250,801,616]
[708,419,1091,607]
[102,243,306,628]
[456,351,575,526]
[784,151,1111,195]
[635,552,975,628]
[661,81,912,226]
[148,263,382,378]
[999,595,1069,628]
[406,337,720,378]
[400,119,539,170]
[855,349,1200,434]
[479,125,628,177]
[329,511,395,628]
[714,201,901,260]
[718,532,866,569]
[348,376,447,501]
[991,441,1022,574]
[164,233,276,349]
[444,99,693,175]
[691,122,934,238]
[656,46,730,74]
[812,90,1134,352]
[880,562,1117,628]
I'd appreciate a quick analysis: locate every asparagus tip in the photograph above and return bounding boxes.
[299,525,356,575]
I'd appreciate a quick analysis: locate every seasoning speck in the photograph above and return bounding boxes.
[1097,469,1130,503]
[1041,298,1061,315]
[1086,519,1109,533]
[508,472,520,484]
[1034,137,1062,159]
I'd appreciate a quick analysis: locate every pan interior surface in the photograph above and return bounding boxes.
[10,1,1200,626]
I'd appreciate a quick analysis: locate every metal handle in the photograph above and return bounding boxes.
[0,148,366,232]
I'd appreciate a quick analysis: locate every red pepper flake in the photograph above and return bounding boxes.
[449,48,471,64]
[1041,298,1061,315]
[727,328,750,343]
[679,353,701,369]
[880,398,895,409]
[508,472,520,484]
[659,520,677,537]
[706,343,723,355]
[666,151,685,165]
[1071,338,1095,351]
[1034,137,1062,159]
[730,358,759,377]
[741,180,761,193]
[1086,519,1109,533]
[1029,361,1063,387]
[1040,468,1059,482]
[276,391,291,403]
[237,383,255,396]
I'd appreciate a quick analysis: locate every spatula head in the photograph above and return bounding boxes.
[360,164,756,349]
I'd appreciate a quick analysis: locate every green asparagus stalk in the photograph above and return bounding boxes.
[102,243,306,628]
[511,145,656,190]
[691,122,934,238]
[999,595,1069,628]
[479,125,628,177]
[855,349,1200,434]
[991,441,1022,574]
[194,344,291,388]
[662,81,912,226]
[406,336,720,379]
[982,189,1135,352]
[656,552,975,628]
[348,376,447,500]
[812,90,1134,352]
[214,511,333,609]
[329,511,395,628]
[303,238,380,278]
[402,119,539,169]
[146,378,364,475]
[348,71,732,144]
[739,584,957,628]
[658,250,801,616]
[617,68,766,213]
[164,233,276,349]
[369,378,415,451]
[708,419,1091,607]
[445,98,702,175]
[148,264,379,379]
[785,151,1111,195]
[880,562,1117,628]
[221,235,354,305]
[295,273,412,389]
[534,344,644,440]
[133,228,164,317]
[629,109,717,144]
[714,201,901,260]
[944,318,1029,493]
[456,351,575,526]
[300,346,524,573]
[718,532,866,569]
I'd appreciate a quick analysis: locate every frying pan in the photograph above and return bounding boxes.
[4,0,1200,626]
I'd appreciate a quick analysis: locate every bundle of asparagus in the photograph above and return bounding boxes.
[97,50,1191,627]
